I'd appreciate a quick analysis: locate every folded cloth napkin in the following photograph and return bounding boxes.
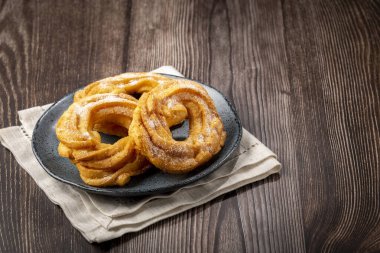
[0,66,281,243]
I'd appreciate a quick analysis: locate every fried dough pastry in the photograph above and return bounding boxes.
[56,93,149,187]
[73,72,184,137]
[56,72,226,187]
[56,93,137,151]
[75,137,149,187]
[56,81,187,187]
[74,72,174,102]
[129,80,226,173]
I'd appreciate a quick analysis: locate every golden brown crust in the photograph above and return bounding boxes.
[56,72,226,187]
[129,80,226,173]
[73,72,175,102]
[56,92,148,187]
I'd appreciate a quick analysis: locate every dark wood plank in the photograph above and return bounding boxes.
[120,0,305,252]
[222,0,306,252]
[282,0,380,252]
[0,0,131,252]
[0,0,379,252]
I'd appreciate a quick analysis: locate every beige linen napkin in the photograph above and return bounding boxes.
[0,66,281,243]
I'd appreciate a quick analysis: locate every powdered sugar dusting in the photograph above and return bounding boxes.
[74,104,86,116]
[100,95,127,103]
[166,98,176,109]
[129,80,138,86]
[148,119,156,128]
[82,131,90,139]
[98,82,109,89]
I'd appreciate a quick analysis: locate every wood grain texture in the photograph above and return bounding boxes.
[0,0,379,252]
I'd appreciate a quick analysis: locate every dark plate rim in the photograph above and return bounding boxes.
[31,74,242,196]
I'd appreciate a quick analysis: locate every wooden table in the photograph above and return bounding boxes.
[1,0,379,252]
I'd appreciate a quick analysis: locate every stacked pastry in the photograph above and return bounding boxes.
[56,73,226,187]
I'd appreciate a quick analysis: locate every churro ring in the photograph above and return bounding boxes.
[56,93,137,150]
[56,93,149,187]
[73,72,186,137]
[76,151,148,186]
[129,80,227,173]
[74,72,174,102]
[75,137,149,187]
[56,76,189,186]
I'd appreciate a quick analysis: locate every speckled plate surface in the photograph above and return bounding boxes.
[32,75,242,197]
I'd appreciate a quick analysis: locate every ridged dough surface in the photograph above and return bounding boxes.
[129,80,226,173]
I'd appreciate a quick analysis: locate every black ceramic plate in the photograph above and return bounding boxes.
[32,74,242,197]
